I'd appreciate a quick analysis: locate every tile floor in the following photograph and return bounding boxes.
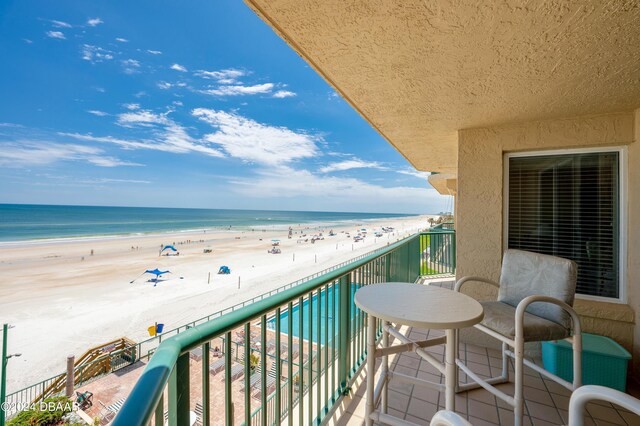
[335,280,640,426]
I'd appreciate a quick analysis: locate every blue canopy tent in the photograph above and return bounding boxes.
[130,268,171,286]
[218,265,231,274]
[161,245,178,255]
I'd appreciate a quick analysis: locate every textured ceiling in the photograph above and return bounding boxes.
[244,0,640,173]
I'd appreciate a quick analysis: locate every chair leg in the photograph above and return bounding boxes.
[572,333,582,389]
[514,336,525,426]
[501,342,509,381]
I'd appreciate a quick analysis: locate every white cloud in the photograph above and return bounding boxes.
[396,169,431,180]
[115,37,128,43]
[319,159,385,173]
[85,178,151,184]
[273,90,296,98]
[63,108,224,158]
[46,31,66,40]
[229,166,442,212]
[82,44,114,62]
[195,68,245,83]
[157,81,172,90]
[170,63,188,72]
[193,108,318,165]
[0,141,140,167]
[121,59,141,74]
[123,103,140,110]
[87,110,109,116]
[50,20,72,28]
[87,17,103,26]
[200,83,274,97]
[23,38,33,44]
[147,50,162,55]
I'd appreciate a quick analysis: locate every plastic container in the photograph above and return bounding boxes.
[542,333,631,392]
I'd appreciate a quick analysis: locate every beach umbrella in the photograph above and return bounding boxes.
[161,245,178,253]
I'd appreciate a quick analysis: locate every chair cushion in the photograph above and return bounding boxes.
[498,249,577,328]
[480,301,571,342]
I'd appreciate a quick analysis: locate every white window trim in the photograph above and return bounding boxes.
[503,146,627,304]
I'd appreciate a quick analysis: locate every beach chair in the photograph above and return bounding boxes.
[252,362,279,399]
[241,365,262,392]
[209,355,226,374]
[106,398,126,416]
[190,346,203,361]
[194,402,204,426]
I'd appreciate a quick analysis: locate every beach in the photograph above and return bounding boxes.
[0,214,430,392]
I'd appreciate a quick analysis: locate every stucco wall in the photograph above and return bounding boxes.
[457,111,638,377]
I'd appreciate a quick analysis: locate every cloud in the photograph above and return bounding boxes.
[63,108,224,158]
[50,20,72,28]
[87,18,103,26]
[87,110,109,116]
[115,37,128,43]
[82,44,114,62]
[147,50,162,55]
[123,103,140,110]
[273,90,296,98]
[157,81,172,90]
[396,169,431,180]
[195,68,246,83]
[23,38,33,44]
[200,83,274,97]
[193,108,318,165]
[121,59,141,74]
[0,141,140,167]
[319,159,386,173]
[170,63,188,72]
[229,166,441,210]
[46,31,66,40]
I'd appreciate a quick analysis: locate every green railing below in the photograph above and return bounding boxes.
[112,231,454,426]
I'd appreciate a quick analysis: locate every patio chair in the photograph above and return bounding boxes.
[568,385,640,425]
[455,249,582,426]
[252,362,279,398]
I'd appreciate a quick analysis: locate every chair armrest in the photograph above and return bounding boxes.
[514,295,581,335]
[454,276,499,292]
[430,410,472,426]
[569,385,640,426]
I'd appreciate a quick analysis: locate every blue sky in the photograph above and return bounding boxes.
[0,1,451,214]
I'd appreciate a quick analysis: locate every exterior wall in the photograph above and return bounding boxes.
[456,111,639,378]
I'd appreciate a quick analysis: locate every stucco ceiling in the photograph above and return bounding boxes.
[244,0,640,173]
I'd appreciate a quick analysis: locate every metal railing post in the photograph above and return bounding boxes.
[167,353,190,426]
[337,274,351,391]
[202,342,210,426]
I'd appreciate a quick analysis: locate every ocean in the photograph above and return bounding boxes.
[0,204,417,243]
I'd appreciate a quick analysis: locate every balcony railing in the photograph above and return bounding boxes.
[113,231,455,426]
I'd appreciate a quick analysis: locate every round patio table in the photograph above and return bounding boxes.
[355,283,483,426]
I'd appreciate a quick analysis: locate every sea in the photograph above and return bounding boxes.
[0,204,418,243]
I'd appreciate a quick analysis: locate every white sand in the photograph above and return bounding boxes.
[0,215,429,392]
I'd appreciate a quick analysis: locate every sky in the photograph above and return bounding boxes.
[0,1,452,214]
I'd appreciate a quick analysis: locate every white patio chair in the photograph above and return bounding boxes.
[455,249,582,426]
[568,385,640,426]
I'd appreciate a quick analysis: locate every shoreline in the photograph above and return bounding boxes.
[0,214,421,247]
[0,214,430,392]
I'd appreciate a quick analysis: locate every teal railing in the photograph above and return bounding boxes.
[112,231,454,426]
[5,231,420,412]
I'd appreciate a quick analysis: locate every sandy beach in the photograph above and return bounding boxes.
[0,215,429,392]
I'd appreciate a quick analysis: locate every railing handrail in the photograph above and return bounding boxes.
[113,233,422,426]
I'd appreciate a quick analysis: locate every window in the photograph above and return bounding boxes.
[506,149,623,300]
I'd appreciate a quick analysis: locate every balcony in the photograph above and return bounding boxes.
[98,230,636,425]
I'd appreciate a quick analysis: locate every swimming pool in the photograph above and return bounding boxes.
[265,284,358,345]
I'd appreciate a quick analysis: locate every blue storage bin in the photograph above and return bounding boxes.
[542,333,631,392]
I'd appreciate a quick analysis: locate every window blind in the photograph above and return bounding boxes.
[508,152,619,299]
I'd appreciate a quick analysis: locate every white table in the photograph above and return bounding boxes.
[354,283,484,426]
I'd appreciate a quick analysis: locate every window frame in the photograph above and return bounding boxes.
[503,146,627,303]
